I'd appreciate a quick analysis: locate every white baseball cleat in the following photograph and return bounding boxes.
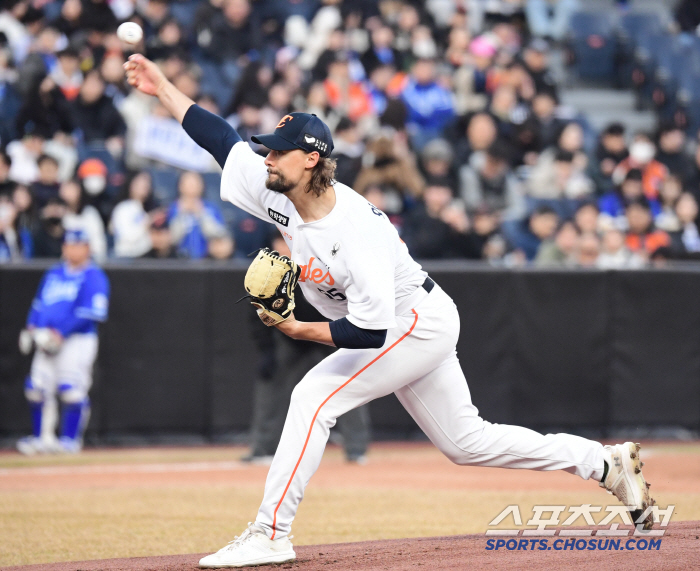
[16,436,43,455]
[16,436,60,455]
[56,437,82,454]
[600,442,655,529]
[198,523,296,568]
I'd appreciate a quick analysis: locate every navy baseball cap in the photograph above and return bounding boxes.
[252,112,334,158]
[64,228,89,244]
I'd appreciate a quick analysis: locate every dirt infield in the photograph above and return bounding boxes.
[1,443,699,568]
[5,521,698,571]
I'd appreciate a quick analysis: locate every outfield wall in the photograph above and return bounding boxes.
[1,261,699,441]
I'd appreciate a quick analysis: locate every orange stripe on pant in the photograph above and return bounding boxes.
[270,309,420,539]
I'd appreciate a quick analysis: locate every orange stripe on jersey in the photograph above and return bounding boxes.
[270,309,420,539]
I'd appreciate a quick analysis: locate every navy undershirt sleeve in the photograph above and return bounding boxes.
[181,104,242,169]
[329,317,387,349]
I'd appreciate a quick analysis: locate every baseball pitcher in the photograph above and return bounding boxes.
[17,228,110,455]
[124,54,655,568]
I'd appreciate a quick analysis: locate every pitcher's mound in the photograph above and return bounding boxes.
[7,521,699,571]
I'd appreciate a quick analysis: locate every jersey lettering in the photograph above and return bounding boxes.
[268,208,289,226]
[299,256,334,286]
[368,202,383,217]
[42,277,81,305]
[317,287,346,301]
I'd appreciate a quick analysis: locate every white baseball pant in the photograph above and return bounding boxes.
[255,285,605,539]
[26,333,98,441]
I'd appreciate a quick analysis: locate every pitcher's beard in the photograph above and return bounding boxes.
[266,171,295,194]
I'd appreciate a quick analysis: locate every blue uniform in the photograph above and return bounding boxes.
[21,262,110,453]
[27,262,110,335]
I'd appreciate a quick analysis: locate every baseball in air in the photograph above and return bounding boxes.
[117,22,143,45]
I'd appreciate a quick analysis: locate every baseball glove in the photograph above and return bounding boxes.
[31,328,63,354]
[243,248,300,326]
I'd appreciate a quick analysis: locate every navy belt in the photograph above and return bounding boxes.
[422,277,435,293]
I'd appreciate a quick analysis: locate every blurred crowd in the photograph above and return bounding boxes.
[1,0,700,268]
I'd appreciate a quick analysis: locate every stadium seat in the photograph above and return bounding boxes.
[676,72,700,134]
[567,11,618,83]
[617,11,667,88]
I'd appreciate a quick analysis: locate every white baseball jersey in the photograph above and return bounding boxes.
[221,141,427,329]
[216,140,606,543]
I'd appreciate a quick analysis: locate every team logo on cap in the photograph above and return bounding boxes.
[304,135,316,144]
[276,115,293,128]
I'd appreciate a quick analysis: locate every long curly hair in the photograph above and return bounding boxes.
[305,157,337,197]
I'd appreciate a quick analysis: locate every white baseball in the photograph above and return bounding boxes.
[117,22,143,45]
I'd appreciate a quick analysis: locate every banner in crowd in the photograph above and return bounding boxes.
[134,116,215,172]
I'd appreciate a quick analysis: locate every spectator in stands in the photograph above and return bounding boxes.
[0,194,20,261]
[111,171,159,258]
[454,112,498,168]
[403,182,475,259]
[0,151,16,196]
[76,158,113,220]
[656,122,693,181]
[30,154,60,208]
[361,25,403,77]
[599,169,661,230]
[353,132,425,211]
[452,35,497,114]
[69,69,126,147]
[137,0,170,38]
[683,141,700,203]
[526,0,580,41]
[59,179,107,263]
[168,171,228,259]
[613,133,667,200]
[573,201,600,235]
[589,123,628,194]
[32,197,67,258]
[624,197,670,258]
[531,89,564,153]
[469,206,508,262]
[506,205,560,261]
[207,235,235,260]
[535,219,579,266]
[400,57,455,149]
[655,175,684,233]
[675,0,700,33]
[146,17,186,62]
[575,232,601,268]
[145,216,175,259]
[6,124,45,186]
[459,139,526,220]
[528,122,593,200]
[323,52,373,123]
[50,48,82,101]
[12,185,37,257]
[420,138,458,194]
[672,193,700,255]
[520,38,557,97]
[199,0,261,91]
[304,81,342,135]
[597,228,644,269]
[76,0,119,32]
[331,117,364,187]
[528,148,594,201]
[15,76,73,140]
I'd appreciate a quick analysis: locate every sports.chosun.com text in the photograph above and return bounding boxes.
[486,538,662,551]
